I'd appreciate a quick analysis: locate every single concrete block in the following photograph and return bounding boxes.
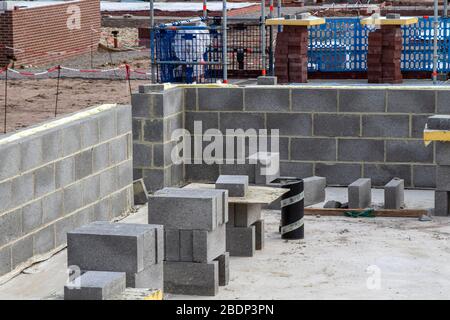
[303,176,326,207]
[214,252,230,286]
[98,111,117,141]
[215,175,249,197]
[33,225,55,255]
[0,181,12,213]
[436,142,450,165]
[148,188,217,231]
[22,200,43,233]
[0,143,20,181]
[164,260,219,296]
[110,135,128,165]
[55,215,75,247]
[126,262,163,289]
[82,174,100,206]
[133,179,148,205]
[11,173,34,209]
[34,164,56,198]
[116,105,132,135]
[0,246,12,277]
[55,157,75,189]
[165,228,180,262]
[384,178,404,209]
[80,117,99,149]
[67,222,161,274]
[257,76,277,85]
[20,135,42,171]
[314,114,360,137]
[0,209,22,247]
[436,165,450,191]
[63,182,83,214]
[192,223,226,263]
[348,178,372,209]
[233,203,262,227]
[11,235,33,269]
[99,167,117,198]
[434,191,450,216]
[179,230,194,262]
[226,225,256,257]
[64,271,126,300]
[254,219,264,250]
[427,115,450,130]
[61,123,82,157]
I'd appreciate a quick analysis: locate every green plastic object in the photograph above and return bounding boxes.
[344,208,375,218]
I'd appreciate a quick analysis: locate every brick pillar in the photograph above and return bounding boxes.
[367,25,403,84]
[275,26,308,83]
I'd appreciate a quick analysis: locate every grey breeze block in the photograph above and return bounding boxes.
[162,187,228,225]
[148,188,227,231]
[229,203,262,228]
[164,260,219,296]
[226,225,256,257]
[384,178,404,209]
[64,271,126,300]
[427,115,450,130]
[67,222,163,277]
[348,178,372,209]
[434,190,450,216]
[164,224,226,263]
[215,175,249,197]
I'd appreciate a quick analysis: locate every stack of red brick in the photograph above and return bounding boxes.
[367,26,403,83]
[275,26,309,83]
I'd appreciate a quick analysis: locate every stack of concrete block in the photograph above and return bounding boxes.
[67,222,164,290]
[384,178,404,209]
[65,271,126,300]
[148,188,229,296]
[275,25,309,83]
[214,175,263,256]
[428,116,450,216]
[348,178,372,208]
[227,203,264,256]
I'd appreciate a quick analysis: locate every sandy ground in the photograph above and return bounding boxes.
[1,187,449,300]
[0,78,149,134]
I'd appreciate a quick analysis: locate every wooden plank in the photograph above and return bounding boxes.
[304,207,426,218]
[266,17,326,26]
[360,16,418,26]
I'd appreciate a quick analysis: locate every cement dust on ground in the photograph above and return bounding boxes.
[0,188,449,300]
[0,78,149,134]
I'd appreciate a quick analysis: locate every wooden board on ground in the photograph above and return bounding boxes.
[183,183,288,205]
[305,207,426,218]
[111,288,163,300]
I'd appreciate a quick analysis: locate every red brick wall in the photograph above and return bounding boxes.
[0,0,100,67]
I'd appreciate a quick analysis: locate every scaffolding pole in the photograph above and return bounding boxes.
[203,0,207,19]
[269,0,274,75]
[261,0,266,76]
[222,0,228,83]
[433,0,439,84]
[150,0,156,83]
[445,0,448,18]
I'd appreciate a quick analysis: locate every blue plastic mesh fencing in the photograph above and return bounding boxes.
[308,17,450,73]
[154,28,223,83]
[153,17,450,82]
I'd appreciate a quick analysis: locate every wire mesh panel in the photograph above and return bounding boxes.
[307,17,450,73]
[154,27,222,83]
[308,18,371,72]
[401,17,450,72]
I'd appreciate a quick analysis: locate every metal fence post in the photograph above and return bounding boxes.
[150,0,156,83]
[261,0,266,76]
[222,0,228,83]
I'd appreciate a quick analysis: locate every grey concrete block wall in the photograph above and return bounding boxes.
[131,86,184,192]
[0,104,134,279]
[132,85,446,192]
